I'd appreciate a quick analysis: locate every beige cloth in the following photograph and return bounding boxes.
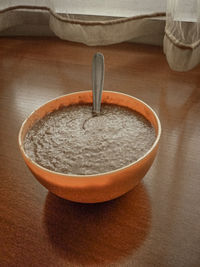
[164,35,200,71]
[50,13,165,46]
[163,0,200,71]
[0,4,199,71]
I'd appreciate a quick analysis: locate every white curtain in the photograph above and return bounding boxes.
[0,0,199,71]
[164,0,200,71]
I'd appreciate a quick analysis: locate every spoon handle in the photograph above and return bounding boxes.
[92,52,104,115]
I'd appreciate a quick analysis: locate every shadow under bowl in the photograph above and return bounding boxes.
[18,91,161,203]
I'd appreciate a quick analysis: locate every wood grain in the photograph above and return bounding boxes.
[0,37,200,267]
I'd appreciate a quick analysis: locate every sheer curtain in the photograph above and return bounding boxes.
[0,0,199,71]
[164,0,200,71]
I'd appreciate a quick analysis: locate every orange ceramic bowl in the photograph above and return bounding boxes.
[18,91,161,203]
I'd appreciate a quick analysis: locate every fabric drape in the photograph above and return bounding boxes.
[0,0,199,71]
[164,0,200,71]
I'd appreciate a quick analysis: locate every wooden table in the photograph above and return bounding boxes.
[0,37,200,267]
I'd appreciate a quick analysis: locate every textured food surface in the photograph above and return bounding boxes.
[24,104,156,175]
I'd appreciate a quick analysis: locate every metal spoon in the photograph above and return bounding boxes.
[92,52,104,116]
[82,52,104,130]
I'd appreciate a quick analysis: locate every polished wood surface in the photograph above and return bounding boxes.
[0,37,200,267]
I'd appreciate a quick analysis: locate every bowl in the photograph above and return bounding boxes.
[18,91,161,203]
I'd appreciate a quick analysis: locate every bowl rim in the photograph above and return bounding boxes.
[18,90,161,178]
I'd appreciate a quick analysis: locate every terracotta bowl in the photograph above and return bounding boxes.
[18,91,161,203]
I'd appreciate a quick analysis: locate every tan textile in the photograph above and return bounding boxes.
[0,3,199,71]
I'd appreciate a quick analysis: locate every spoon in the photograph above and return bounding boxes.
[82,52,104,130]
[92,52,104,116]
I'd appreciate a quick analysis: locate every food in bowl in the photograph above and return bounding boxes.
[18,91,161,203]
[24,103,156,175]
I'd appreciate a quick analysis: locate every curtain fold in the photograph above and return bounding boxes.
[164,0,200,71]
[0,0,199,71]
[50,13,165,46]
